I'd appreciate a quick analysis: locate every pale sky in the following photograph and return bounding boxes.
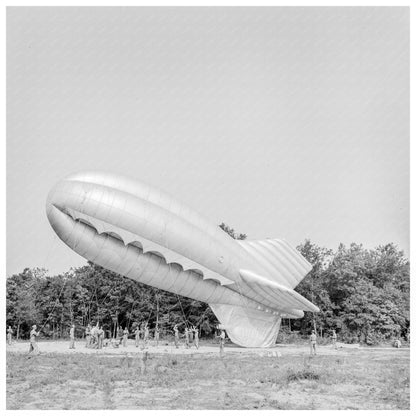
[6,7,409,276]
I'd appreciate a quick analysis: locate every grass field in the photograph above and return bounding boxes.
[6,343,410,410]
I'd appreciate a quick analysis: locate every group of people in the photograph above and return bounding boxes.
[81,322,204,350]
[84,323,106,349]
[7,321,228,354]
[131,323,202,350]
[131,322,157,348]
[6,322,408,357]
[83,322,220,351]
[309,329,338,355]
[177,325,200,349]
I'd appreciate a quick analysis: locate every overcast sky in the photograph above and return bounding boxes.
[7,7,409,276]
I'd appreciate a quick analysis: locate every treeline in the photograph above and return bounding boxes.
[6,264,217,340]
[294,240,410,344]
[6,237,409,345]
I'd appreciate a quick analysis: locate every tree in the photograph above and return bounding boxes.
[294,240,333,335]
[6,268,45,339]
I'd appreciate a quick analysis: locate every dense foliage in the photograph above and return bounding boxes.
[6,264,217,340]
[294,240,410,344]
[6,226,409,344]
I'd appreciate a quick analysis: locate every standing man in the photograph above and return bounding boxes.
[69,324,75,349]
[193,326,199,349]
[134,326,140,348]
[331,330,337,349]
[91,323,99,349]
[117,326,123,343]
[188,326,194,345]
[154,324,160,347]
[7,326,13,345]
[219,327,226,356]
[85,324,91,348]
[184,327,190,349]
[310,330,317,355]
[97,326,104,349]
[173,324,179,348]
[28,324,40,355]
[122,327,129,347]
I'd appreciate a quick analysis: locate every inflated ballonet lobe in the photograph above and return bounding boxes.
[46,171,318,348]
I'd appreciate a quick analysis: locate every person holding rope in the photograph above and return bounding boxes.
[7,326,13,346]
[117,326,123,343]
[97,325,104,349]
[173,324,179,348]
[91,323,99,348]
[192,326,199,349]
[122,326,129,347]
[188,325,194,345]
[69,324,75,349]
[139,322,145,349]
[310,330,317,355]
[28,325,40,355]
[85,324,92,348]
[134,325,140,348]
[331,330,338,349]
[143,323,149,349]
[218,327,226,356]
[184,327,190,349]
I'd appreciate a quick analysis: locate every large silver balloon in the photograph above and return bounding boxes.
[46,171,318,347]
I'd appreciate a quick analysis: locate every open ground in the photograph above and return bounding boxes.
[6,340,409,410]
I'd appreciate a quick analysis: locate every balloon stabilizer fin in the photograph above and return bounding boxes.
[240,269,319,313]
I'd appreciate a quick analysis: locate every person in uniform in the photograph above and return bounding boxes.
[91,323,99,348]
[188,326,194,345]
[85,324,91,348]
[154,324,160,347]
[331,330,337,349]
[193,326,199,349]
[28,324,40,355]
[122,327,129,347]
[97,326,104,350]
[7,326,13,345]
[69,324,75,349]
[173,324,179,348]
[184,327,190,349]
[134,326,140,347]
[310,330,317,355]
[117,326,123,343]
[219,328,226,356]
